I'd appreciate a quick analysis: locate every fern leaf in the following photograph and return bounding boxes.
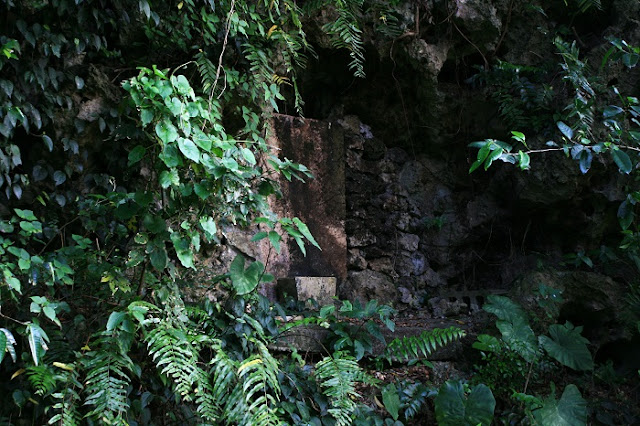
[385,327,466,362]
[316,351,372,426]
[323,0,367,78]
[26,364,57,396]
[82,332,134,423]
[196,50,219,95]
[48,364,82,426]
[145,324,198,399]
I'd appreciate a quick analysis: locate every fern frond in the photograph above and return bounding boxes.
[140,295,222,422]
[82,332,134,424]
[323,0,366,78]
[398,380,433,420]
[208,338,283,425]
[385,327,466,362]
[146,323,199,399]
[244,43,274,83]
[573,0,602,13]
[192,365,220,423]
[315,351,372,426]
[48,364,82,426]
[26,364,57,396]
[196,50,219,96]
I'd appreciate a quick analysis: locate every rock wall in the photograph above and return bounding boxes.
[200,0,640,309]
[294,0,640,309]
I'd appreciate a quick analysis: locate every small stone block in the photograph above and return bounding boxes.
[276,276,336,306]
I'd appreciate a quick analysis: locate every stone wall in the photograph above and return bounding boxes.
[337,114,628,309]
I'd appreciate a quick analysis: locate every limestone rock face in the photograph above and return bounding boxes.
[341,270,398,305]
[511,270,630,345]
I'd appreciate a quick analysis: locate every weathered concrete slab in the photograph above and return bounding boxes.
[276,276,336,307]
[270,319,469,361]
[264,115,347,283]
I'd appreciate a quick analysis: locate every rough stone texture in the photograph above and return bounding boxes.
[200,0,640,315]
[510,270,630,345]
[342,269,397,305]
[276,276,337,307]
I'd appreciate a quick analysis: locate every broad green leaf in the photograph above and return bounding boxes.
[194,182,210,199]
[622,53,639,68]
[381,382,400,420]
[497,316,539,363]
[472,334,502,353]
[483,295,528,324]
[557,121,573,140]
[611,149,632,174]
[511,131,526,144]
[178,138,200,163]
[159,144,181,167]
[170,233,195,269]
[3,270,21,293]
[578,149,592,174]
[18,258,30,270]
[27,323,49,366]
[42,135,53,151]
[155,119,178,144]
[603,105,624,118]
[141,108,154,126]
[0,332,6,364]
[518,151,530,170]
[167,96,182,115]
[15,209,37,221]
[148,242,168,271]
[0,328,16,363]
[173,75,191,96]
[159,169,179,188]
[193,134,212,152]
[268,231,281,253]
[143,214,166,234]
[484,147,503,170]
[107,311,127,331]
[534,385,587,426]
[221,157,238,171]
[434,381,495,426]
[229,255,262,295]
[293,217,321,250]
[618,199,635,230]
[251,231,268,242]
[539,322,593,370]
[53,170,66,186]
[43,306,59,326]
[0,221,14,233]
[469,142,491,173]
[199,217,217,239]
[241,147,256,165]
[128,145,146,166]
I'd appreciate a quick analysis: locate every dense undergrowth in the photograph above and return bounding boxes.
[1,0,639,424]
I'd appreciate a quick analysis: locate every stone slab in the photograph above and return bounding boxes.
[266,115,347,282]
[276,276,337,307]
